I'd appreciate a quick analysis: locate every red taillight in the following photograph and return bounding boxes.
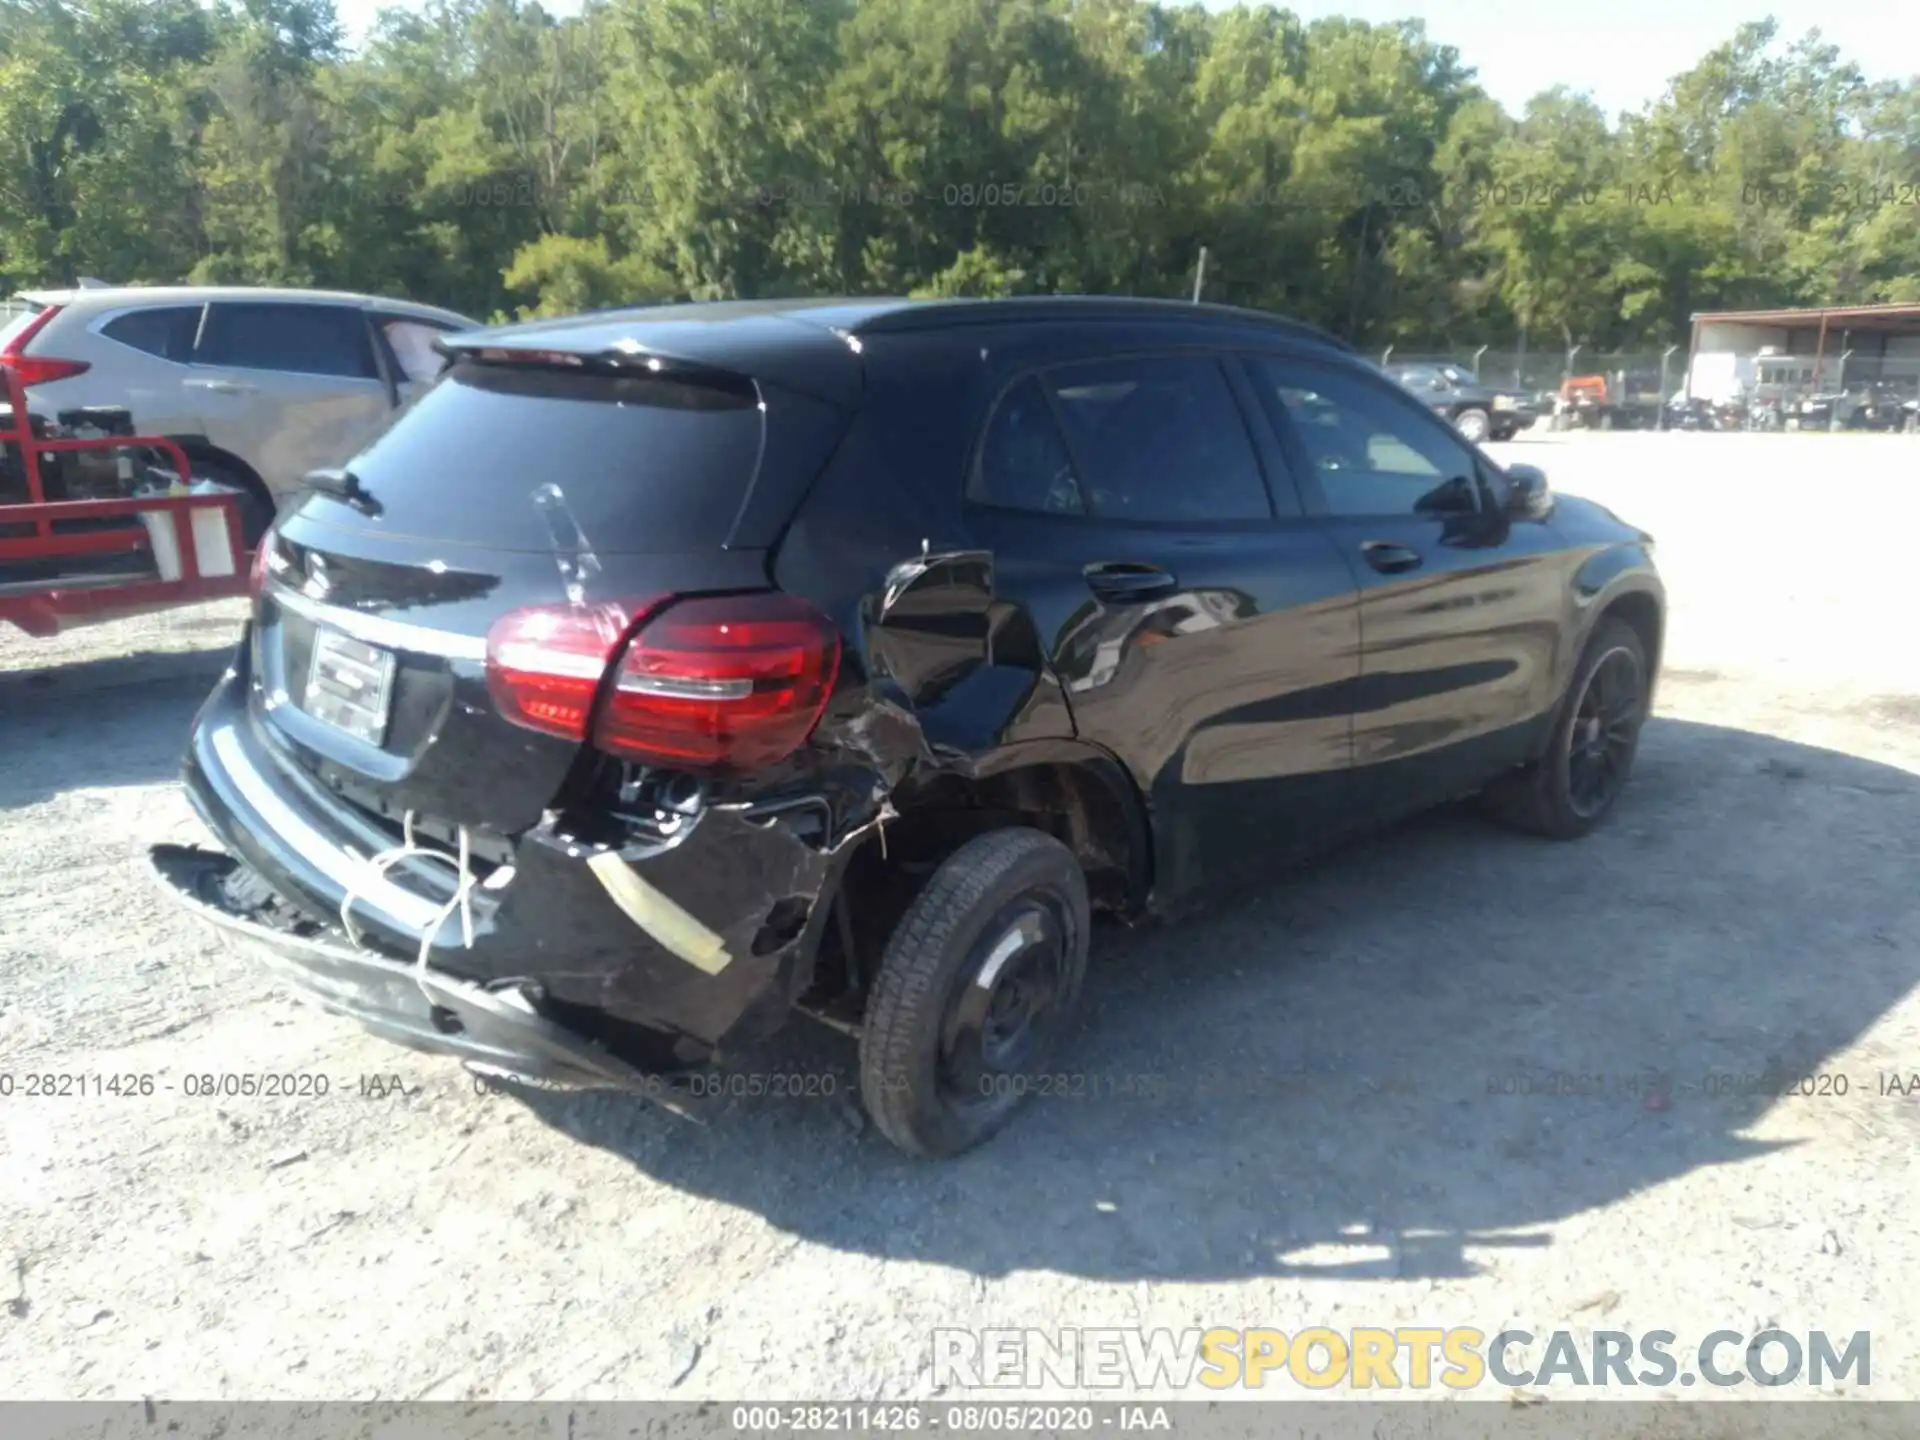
[485,600,655,741]
[598,594,842,771]
[483,593,841,773]
[2,355,90,386]
[0,305,89,387]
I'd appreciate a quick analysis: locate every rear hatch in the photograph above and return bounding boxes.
[251,340,857,841]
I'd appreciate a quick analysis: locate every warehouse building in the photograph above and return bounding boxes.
[1686,302,1920,406]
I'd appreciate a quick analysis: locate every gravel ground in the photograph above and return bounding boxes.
[2,433,1917,1405]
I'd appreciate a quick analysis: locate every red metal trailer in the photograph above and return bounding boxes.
[0,361,250,637]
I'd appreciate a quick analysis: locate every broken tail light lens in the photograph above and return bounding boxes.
[0,305,90,387]
[597,594,842,773]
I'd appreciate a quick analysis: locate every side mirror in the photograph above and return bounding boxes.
[1504,462,1552,518]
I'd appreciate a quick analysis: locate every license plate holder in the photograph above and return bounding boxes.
[303,628,397,746]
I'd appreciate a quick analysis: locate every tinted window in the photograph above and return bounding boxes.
[0,302,47,349]
[196,302,377,379]
[1254,357,1480,518]
[333,359,765,553]
[970,376,1085,515]
[101,305,202,362]
[1045,356,1270,523]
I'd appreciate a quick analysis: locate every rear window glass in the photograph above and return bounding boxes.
[329,360,764,553]
[102,305,202,361]
[0,302,47,349]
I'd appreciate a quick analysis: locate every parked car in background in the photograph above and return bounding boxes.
[0,285,477,541]
[151,295,1664,1159]
[1385,361,1537,443]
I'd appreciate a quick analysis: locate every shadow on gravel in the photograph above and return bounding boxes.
[517,715,1920,1282]
[0,647,227,807]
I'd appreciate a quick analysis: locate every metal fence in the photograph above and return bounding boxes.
[1377,347,1690,402]
[1378,344,1920,430]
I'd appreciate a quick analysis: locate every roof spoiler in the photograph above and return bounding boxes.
[848,296,1357,353]
[432,334,758,392]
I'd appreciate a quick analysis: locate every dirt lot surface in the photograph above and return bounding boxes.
[3,432,1918,1405]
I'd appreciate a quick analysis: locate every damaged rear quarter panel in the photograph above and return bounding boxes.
[488,331,1132,1052]
[497,803,844,1052]
[770,334,1082,796]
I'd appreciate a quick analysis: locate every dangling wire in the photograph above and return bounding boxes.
[338,810,480,1008]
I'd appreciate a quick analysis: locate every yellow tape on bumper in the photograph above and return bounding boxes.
[586,851,732,976]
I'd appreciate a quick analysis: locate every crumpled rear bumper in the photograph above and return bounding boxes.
[164,663,852,1068]
[149,843,701,1106]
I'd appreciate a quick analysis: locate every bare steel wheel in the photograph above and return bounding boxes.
[858,828,1089,1157]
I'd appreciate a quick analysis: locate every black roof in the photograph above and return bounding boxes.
[442,295,1353,406]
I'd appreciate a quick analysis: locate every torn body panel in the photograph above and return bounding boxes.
[167,524,983,1085]
[171,653,862,1071]
[149,843,676,1095]
[151,324,1156,1091]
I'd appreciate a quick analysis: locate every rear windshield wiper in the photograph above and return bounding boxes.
[303,466,382,517]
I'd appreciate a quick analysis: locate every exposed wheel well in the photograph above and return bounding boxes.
[164,438,271,505]
[1600,589,1663,680]
[163,438,275,543]
[820,759,1150,1005]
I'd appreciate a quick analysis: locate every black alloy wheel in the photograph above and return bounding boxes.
[1566,644,1644,819]
[1480,616,1650,840]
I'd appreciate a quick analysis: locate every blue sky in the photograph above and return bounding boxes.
[329,0,1919,118]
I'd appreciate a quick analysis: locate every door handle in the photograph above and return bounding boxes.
[185,377,255,395]
[1361,541,1423,575]
[1083,562,1179,603]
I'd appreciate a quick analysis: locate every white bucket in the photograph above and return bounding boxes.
[139,510,183,582]
[190,503,237,579]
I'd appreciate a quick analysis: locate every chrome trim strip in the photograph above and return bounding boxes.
[267,582,489,662]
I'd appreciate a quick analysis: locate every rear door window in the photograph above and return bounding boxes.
[100,305,203,362]
[969,376,1086,515]
[329,359,767,553]
[1044,356,1272,523]
[196,302,378,379]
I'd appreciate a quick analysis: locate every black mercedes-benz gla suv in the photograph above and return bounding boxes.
[152,296,1664,1157]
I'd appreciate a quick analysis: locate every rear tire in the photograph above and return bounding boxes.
[858,828,1090,1158]
[1454,407,1491,443]
[1481,618,1649,840]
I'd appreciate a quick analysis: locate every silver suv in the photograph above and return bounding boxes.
[1,284,476,539]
